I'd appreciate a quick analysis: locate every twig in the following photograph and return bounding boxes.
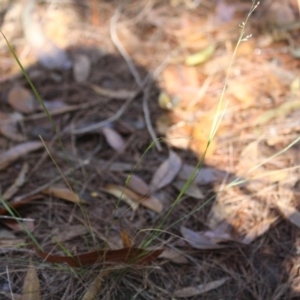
[110,8,162,151]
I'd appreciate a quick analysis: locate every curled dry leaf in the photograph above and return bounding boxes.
[150,150,182,192]
[185,44,216,66]
[125,174,150,196]
[103,184,162,213]
[0,111,24,142]
[174,277,229,298]
[73,54,91,83]
[3,162,29,200]
[90,84,136,100]
[180,226,229,249]
[21,262,41,300]
[42,186,84,204]
[8,86,35,114]
[102,184,139,211]
[120,229,132,248]
[173,180,204,199]
[0,141,43,171]
[102,127,125,153]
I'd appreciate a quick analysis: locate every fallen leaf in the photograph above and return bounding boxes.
[42,186,84,204]
[150,150,182,191]
[0,141,43,171]
[103,184,162,213]
[90,84,136,99]
[180,226,227,249]
[102,127,125,153]
[51,225,90,243]
[125,174,150,196]
[21,262,41,300]
[0,229,25,252]
[0,111,24,142]
[242,217,278,244]
[178,164,226,185]
[173,277,229,298]
[159,248,189,264]
[185,44,216,66]
[3,163,29,200]
[276,201,300,229]
[35,247,164,267]
[173,180,204,199]
[82,269,111,300]
[73,54,91,83]
[102,184,139,211]
[120,229,132,248]
[8,86,35,114]
[1,219,35,233]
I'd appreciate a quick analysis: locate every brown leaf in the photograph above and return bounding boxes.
[90,84,136,99]
[120,229,132,248]
[82,269,111,300]
[0,141,43,171]
[3,163,29,200]
[8,86,35,114]
[150,150,182,191]
[21,262,41,300]
[73,54,91,83]
[102,127,125,153]
[173,180,204,199]
[103,185,162,213]
[51,225,90,243]
[180,226,227,249]
[159,248,189,264]
[42,186,84,204]
[35,247,164,267]
[125,174,150,196]
[0,111,24,142]
[173,277,229,298]
[102,184,139,211]
[1,219,35,233]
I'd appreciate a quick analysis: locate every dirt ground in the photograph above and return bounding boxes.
[1,0,300,299]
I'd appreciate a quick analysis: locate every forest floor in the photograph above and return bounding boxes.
[1,0,300,299]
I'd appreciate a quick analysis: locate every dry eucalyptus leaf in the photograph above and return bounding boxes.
[102,184,139,211]
[0,111,24,142]
[180,226,226,249]
[0,141,43,171]
[8,86,35,114]
[185,44,215,66]
[178,164,225,185]
[3,162,29,200]
[73,54,91,83]
[42,186,84,204]
[125,174,150,196]
[173,180,204,199]
[150,150,182,191]
[102,127,125,153]
[159,248,189,264]
[21,262,41,300]
[174,277,229,298]
[51,225,90,243]
[90,84,136,99]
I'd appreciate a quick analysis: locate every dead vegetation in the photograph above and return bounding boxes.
[1,0,300,299]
